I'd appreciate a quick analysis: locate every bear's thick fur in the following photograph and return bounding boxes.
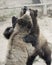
[5,12,35,65]
[5,8,51,65]
[25,9,51,65]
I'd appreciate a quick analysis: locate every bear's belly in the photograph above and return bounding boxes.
[12,34,35,56]
[6,34,35,65]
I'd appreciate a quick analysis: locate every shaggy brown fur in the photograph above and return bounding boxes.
[5,8,51,65]
[26,9,51,65]
[20,7,51,65]
[5,13,35,65]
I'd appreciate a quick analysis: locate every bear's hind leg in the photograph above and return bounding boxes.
[39,44,51,65]
[26,52,38,65]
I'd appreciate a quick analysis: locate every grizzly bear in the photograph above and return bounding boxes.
[5,7,51,65]
[21,7,51,65]
[5,10,35,65]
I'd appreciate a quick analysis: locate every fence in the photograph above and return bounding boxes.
[0,3,52,18]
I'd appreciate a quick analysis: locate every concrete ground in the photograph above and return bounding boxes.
[0,16,52,65]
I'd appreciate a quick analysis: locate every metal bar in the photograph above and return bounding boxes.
[0,3,52,10]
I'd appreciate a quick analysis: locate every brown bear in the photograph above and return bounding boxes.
[24,9,51,65]
[5,8,51,65]
[20,7,51,65]
[5,10,35,65]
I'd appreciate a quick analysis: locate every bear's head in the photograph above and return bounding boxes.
[15,10,33,34]
[20,6,38,18]
[29,9,39,35]
[20,6,39,35]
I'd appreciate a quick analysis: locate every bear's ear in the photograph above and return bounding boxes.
[34,10,38,17]
[29,9,38,17]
